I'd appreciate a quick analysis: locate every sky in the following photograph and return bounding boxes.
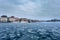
[0,0,60,20]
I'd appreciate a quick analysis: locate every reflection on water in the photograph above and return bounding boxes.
[0,22,60,40]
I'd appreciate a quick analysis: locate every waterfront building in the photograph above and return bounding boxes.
[9,16,15,22]
[14,18,20,23]
[0,15,8,22]
[20,18,29,23]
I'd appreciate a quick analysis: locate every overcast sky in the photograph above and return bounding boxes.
[0,0,60,20]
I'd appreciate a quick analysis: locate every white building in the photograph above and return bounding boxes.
[0,15,8,22]
[9,16,15,22]
[20,18,29,23]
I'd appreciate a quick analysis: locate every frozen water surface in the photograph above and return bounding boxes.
[0,22,60,40]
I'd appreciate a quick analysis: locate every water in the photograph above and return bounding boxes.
[0,22,60,40]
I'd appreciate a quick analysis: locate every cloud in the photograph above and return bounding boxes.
[0,0,41,15]
[18,1,39,14]
[0,0,41,20]
[0,0,60,19]
[16,0,29,3]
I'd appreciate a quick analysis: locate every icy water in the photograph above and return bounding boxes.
[0,22,60,40]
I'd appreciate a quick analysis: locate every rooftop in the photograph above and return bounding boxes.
[1,15,7,17]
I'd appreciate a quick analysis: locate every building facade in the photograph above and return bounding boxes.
[0,15,8,22]
[20,18,29,23]
[9,16,15,22]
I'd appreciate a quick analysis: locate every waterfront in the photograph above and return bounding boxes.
[0,22,60,40]
[0,15,40,23]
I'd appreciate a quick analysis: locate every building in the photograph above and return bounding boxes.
[0,15,8,22]
[12,18,20,23]
[15,18,20,22]
[20,18,29,23]
[9,16,15,22]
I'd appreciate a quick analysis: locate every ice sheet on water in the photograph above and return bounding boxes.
[0,22,60,40]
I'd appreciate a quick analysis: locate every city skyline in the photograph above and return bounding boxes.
[0,0,60,20]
